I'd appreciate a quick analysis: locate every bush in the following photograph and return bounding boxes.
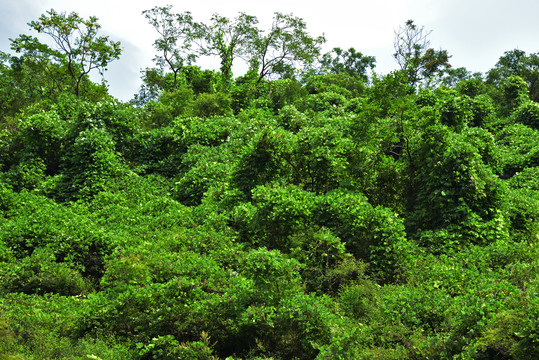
[145,87,195,127]
[0,190,112,286]
[407,125,504,247]
[277,105,307,132]
[57,127,126,201]
[1,157,47,191]
[438,94,473,129]
[495,123,539,178]
[314,190,406,279]
[238,293,337,360]
[189,92,233,117]
[14,111,68,174]
[470,94,496,127]
[503,74,529,110]
[137,334,217,360]
[296,91,347,112]
[457,78,487,98]
[1,247,93,296]
[173,144,234,206]
[514,101,539,130]
[252,79,306,114]
[304,73,365,98]
[231,128,291,197]
[127,126,185,176]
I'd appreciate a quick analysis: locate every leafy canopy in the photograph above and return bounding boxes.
[11,9,122,97]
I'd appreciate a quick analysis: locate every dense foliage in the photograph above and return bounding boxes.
[1,8,539,360]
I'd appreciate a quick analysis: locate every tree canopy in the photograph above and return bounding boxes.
[393,19,451,86]
[11,9,122,97]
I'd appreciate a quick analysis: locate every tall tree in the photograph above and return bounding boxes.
[320,47,375,81]
[0,49,68,111]
[250,12,326,84]
[487,49,539,102]
[199,12,259,91]
[143,6,201,92]
[11,9,122,97]
[393,20,451,87]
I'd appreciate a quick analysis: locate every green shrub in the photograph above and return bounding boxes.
[344,96,367,114]
[173,144,233,206]
[277,105,307,132]
[57,127,126,201]
[0,191,112,286]
[1,247,93,296]
[145,87,195,127]
[245,184,317,249]
[407,125,503,239]
[514,101,539,130]
[127,126,185,176]
[1,157,47,191]
[304,73,365,98]
[495,123,539,178]
[182,65,219,95]
[297,91,347,112]
[137,334,217,360]
[231,128,291,197]
[314,190,406,280]
[339,277,380,320]
[189,92,233,117]
[438,94,472,129]
[469,94,496,127]
[15,111,68,174]
[252,78,306,114]
[457,78,487,98]
[0,293,119,359]
[238,293,337,360]
[503,74,529,110]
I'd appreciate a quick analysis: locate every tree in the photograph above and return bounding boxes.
[439,67,472,88]
[143,6,201,92]
[487,49,539,102]
[250,13,326,84]
[199,12,259,91]
[0,51,28,117]
[320,47,375,81]
[10,9,122,97]
[393,20,451,87]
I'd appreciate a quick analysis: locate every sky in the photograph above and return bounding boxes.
[1,0,539,101]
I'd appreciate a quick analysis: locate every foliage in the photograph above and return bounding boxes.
[304,73,366,98]
[189,92,233,117]
[457,77,487,98]
[145,86,194,127]
[393,20,451,86]
[250,12,326,84]
[495,123,539,178]
[11,9,122,97]
[320,47,376,81]
[513,100,539,130]
[3,10,539,360]
[56,126,126,201]
[406,124,504,250]
[503,74,529,111]
[487,49,539,102]
[200,12,259,91]
[143,6,200,91]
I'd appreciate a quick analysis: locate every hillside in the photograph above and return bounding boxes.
[1,9,539,360]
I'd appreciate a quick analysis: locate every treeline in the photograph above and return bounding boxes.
[1,7,539,360]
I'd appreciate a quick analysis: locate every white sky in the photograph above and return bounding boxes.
[1,0,539,101]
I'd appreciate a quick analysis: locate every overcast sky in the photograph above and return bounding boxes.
[1,0,538,101]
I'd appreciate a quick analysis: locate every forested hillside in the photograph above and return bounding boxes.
[1,8,539,360]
